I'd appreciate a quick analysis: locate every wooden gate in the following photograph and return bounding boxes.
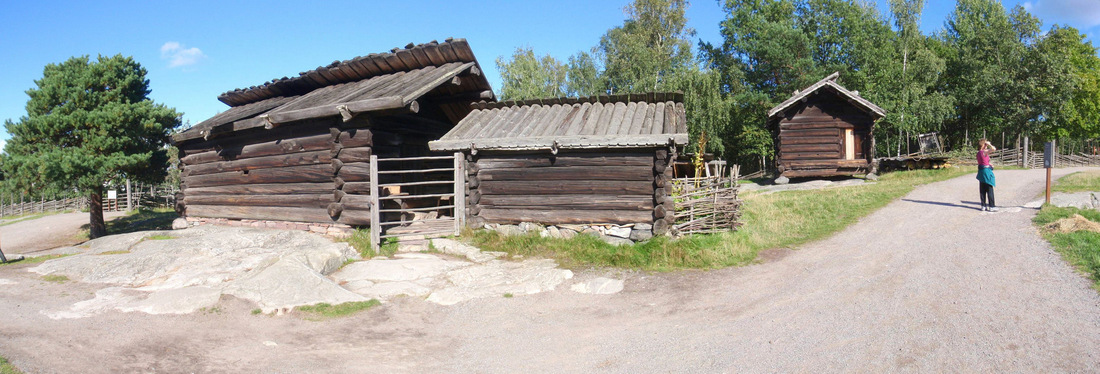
[368,153,465,250]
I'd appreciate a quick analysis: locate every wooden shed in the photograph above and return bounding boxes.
[428,93,688,235]
[768,72,885,179]
[171,38,494,228]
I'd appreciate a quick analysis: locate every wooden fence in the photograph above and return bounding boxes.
[0,185,178,218]
[368,153,464,250]
[0,196,88,218]
[963,148,1100,168]
[670,164,743,235]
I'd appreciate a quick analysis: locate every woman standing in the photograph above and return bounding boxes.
[976,139,997,212]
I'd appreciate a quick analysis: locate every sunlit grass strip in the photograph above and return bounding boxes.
[1033,205,1100,291]
[1052,171,1100,193]
[468,167,973,271]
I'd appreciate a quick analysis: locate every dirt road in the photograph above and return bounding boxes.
[1,168,1098,373]
[1,211,126,254]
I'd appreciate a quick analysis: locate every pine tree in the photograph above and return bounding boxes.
[3,55,181,238]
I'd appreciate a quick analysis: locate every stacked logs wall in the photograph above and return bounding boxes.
[466,149,674,234]
[777,100,873,177]
[179,117,385,225]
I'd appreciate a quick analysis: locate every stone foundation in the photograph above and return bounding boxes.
[183,217,355,238]
[483,222,654,246]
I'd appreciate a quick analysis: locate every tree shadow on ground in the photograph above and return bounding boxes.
[901,199,983,211]
[79,208,179,236]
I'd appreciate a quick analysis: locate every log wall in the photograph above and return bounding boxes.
[467,149,673,231]
[775,93,874,177]
[178,116,381,224]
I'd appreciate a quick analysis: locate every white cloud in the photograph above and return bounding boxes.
[0,138,6,154]
[1026,0,1100,29]
[160,41,207,68]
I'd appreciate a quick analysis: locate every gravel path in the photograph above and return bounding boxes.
[1,168,1098,373]
[1,211,126,254]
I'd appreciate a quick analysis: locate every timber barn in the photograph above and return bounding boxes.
[429,93,689,235]
[768,72,885,179]
[171,38,494,229]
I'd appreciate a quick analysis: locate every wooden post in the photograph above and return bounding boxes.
[453,152,465,236]
[369,155,380,252]
[126,178,132,211]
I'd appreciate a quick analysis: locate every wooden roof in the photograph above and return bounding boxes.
[429,92,689,152]
[174,39,494,145]
[767,72,886,119]
[218,38,481,107]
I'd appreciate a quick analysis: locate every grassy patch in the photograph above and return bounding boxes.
[467,167,972,271]
[96,250,131,255]
[0,254,73,267]
[41,274,69,283]
[341,229,397,259]
[145,234,175,240]
[503,293,514,298]
[251,308,263,315]
[1053,171,1100,193]
[1033,205,1100,290]
[0,354,24,374]
[297,300,381,320]
[0,212,58,227]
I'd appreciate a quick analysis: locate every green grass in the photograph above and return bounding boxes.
[96,250,131,255]
[0,212,59,227]
[144,234,175,240]
[1052,171,1100,193]
[467,167,973,271]
[251,308,263,315]
[341,229,397,259]
[0,254,73,267]
[41,274,69,283]
[296,300,381,320]
[1033,205,1100,290]
[503,293,514,298]
[0,354,23,374]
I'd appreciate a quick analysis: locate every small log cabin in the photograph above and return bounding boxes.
[767,72,886,179]
[428,93,688,235]
[171,38,494,227]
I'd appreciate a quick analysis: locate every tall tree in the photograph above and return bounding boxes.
[599,0,697,93]
[496,47,570,100]
[3,55,181,238]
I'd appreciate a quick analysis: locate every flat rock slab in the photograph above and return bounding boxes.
[32,226,362,318]
[333,252,574,305]
[1026,192,1100,209]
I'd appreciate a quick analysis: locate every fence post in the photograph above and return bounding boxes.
[453,152,465,236]
[369,155,381,252]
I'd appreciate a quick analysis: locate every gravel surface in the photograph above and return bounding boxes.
[1,168,1099,373]
[1,211,126,254]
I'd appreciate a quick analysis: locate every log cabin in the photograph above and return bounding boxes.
[428,93,689,236]
[768,72,886,180]
[170,38,494,228]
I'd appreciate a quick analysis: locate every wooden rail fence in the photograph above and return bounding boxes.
[956,148,1100,168]
[0,196,88,218]
[368,153,465,250]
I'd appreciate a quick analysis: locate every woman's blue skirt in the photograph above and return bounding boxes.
[977,166,996,186]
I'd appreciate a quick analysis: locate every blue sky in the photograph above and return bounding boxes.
[2,0,1099,152]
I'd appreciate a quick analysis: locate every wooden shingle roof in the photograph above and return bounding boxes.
[429,92,688,152]
[767,72,886,119]
[173,39,493,145]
